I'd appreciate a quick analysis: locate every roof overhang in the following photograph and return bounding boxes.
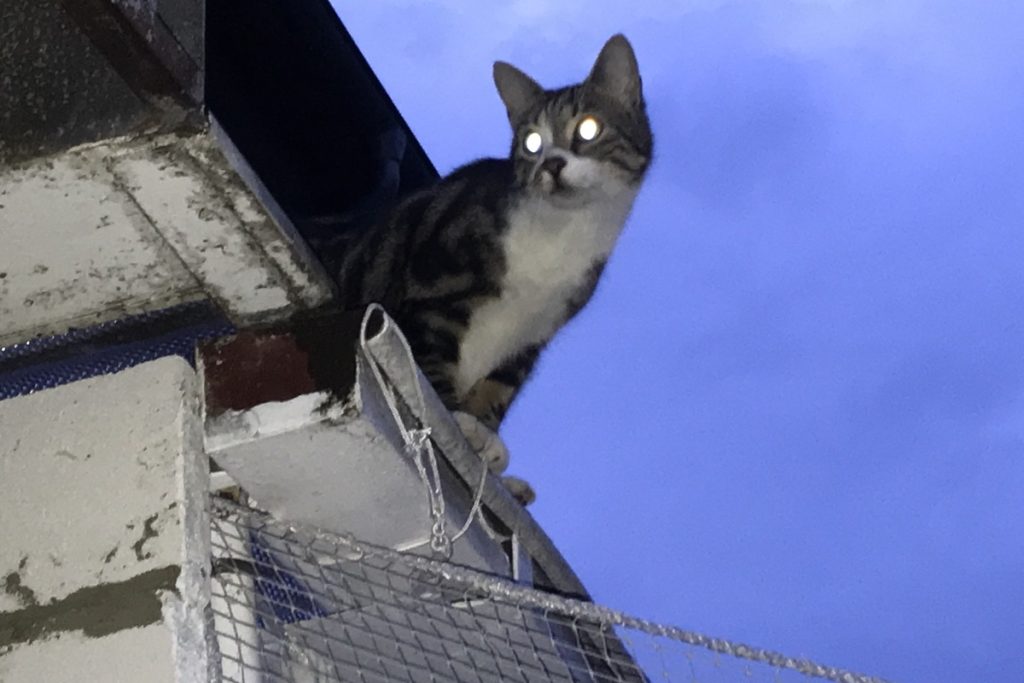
[1,0,435,346]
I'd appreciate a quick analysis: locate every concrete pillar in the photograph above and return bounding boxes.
[0,357,212,683]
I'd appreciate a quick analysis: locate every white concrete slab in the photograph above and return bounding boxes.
[0,145,203,346]
[0,356,213,681]
[0,129,333,347]
[203,356,510,576]
[0,357,199,601]
[109,143,293,318]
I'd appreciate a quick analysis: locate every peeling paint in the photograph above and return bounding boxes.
[3,558,37,609]
[131,513,161,562]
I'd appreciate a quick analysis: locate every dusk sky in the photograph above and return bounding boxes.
[332,2,1024,681]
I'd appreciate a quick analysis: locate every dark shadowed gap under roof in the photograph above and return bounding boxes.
[206,0,439,272]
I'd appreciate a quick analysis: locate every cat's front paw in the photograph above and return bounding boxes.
[501,476,536,506]
[453,410,509,474]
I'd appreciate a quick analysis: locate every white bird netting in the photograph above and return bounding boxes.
[209,497,888,683]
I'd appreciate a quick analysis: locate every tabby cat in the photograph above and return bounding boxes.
[337,34,653,501]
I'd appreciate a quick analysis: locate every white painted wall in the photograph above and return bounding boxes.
[0,357,211,683]
[0,626,176,683]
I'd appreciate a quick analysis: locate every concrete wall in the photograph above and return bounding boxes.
[0,357,211,682]
[0,130,334,348]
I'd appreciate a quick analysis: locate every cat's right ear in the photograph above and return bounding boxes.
[493,62,543,124]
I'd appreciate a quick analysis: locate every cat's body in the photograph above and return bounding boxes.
[337,35,652,490]
[455,182,634,397]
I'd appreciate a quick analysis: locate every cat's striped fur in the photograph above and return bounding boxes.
[337,35,652,477]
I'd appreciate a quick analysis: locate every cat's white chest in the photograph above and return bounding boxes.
[454,195,633,396]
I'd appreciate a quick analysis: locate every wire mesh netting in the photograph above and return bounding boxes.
[0,301,232,400]
[209,498,888,683]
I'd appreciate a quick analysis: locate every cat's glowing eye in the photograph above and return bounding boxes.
[523,131,543,155]
[577,116,601,141]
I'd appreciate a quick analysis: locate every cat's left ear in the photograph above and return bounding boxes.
[494,61,544,124]
[586,34,643,107]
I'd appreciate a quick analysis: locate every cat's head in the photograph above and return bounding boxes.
[494,34,653,205]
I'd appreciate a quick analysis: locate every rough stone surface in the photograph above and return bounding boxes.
[0,0,150,164]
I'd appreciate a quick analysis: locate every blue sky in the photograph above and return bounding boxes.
[332,2,1024,681]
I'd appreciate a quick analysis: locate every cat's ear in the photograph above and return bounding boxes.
[586,34,642,107]
[493,61,544,123]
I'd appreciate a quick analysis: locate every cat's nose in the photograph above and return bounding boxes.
[541,156,567,178]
